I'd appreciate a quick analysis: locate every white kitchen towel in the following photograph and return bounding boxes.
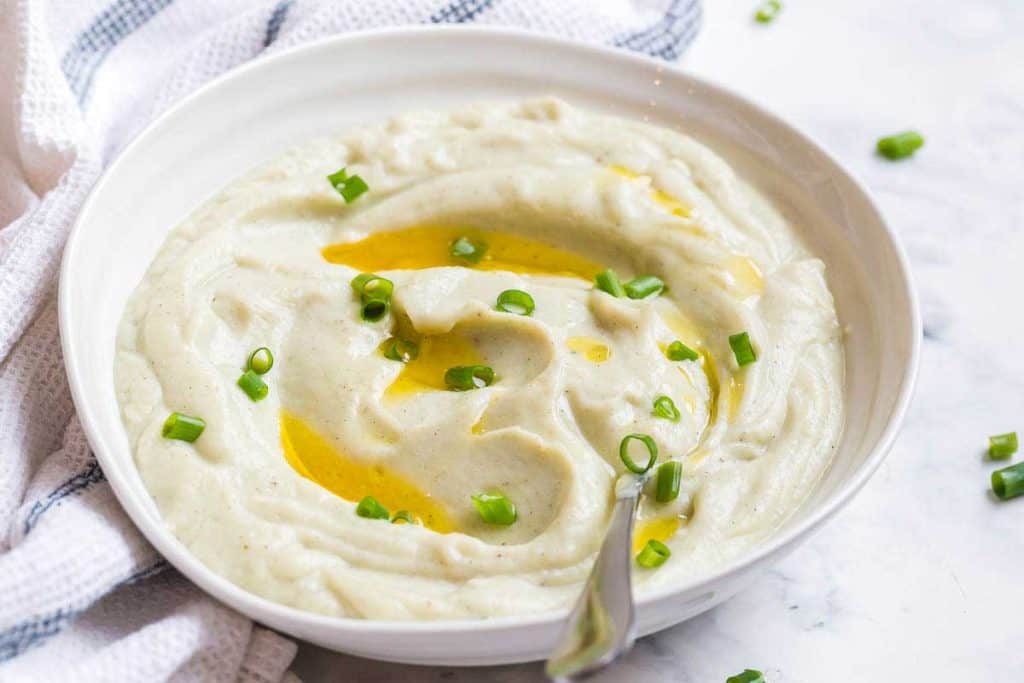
[0,0,701,680]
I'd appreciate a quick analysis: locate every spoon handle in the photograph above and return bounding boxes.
[545,475,644,679]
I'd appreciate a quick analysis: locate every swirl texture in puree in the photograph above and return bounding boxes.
[115,99,844,619]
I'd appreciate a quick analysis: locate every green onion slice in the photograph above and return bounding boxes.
[444,365,495,391]
[391,510,418,525]
[450,236,487,264]
[380,337,420,363]
[652,395,681,422]
[655,461,682,503]
[237,370,269,402]
[161,412,206,442]
[726,670,766,683]
[327,167,369,203]
[754,0,781,23]
[351,273,394,299]
[471,492,517,525]
[877,131,924,160]
[729,331,757,367]
[361,299,390,323]
[356,495,389,520]
[594,269,626,298]
[495,289,535,316]
[635,539,671,568]
[992,462,1024,501]
[665,340,699,362]
[624,275,665,300]
[247,347,274,375]
[989,432,1018,460]
[619,433,658,474]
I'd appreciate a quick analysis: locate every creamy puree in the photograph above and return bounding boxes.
[115,98,844,620]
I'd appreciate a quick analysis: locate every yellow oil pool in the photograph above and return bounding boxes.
[566,336,611,363]
[383,328,483,399]
[280,410,455,533]
[633,515,682,553]
[608,164,691,219]
[322,225,603,280]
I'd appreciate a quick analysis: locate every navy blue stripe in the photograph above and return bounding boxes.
[23,461,106,535]
[263,0,293,47]
[430,0,497,24]
[614,0,702,61]
[61,0,175,106]
[0,561,167,662]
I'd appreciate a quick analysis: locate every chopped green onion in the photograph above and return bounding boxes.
[594,269,626,298]
[495,289,535,316]
[391,510,417,525]
[350,273,394,299]
[356,495,389,520]
[624,275,665,300]
[380,337,420,363]
[247,347,274,375]
[652,395,681,422]
[729,332,757,367]
[450,236,487,264]
[237,370,269,401]
[361,299,390,322]
[655,461,682,503]
[989,432,1018,460]
[444,365,495,391]
[876,131,924,160]
[619,433,658,474]
[726,670,765,683]
[992,462,1024,501]
[161,412,206,442]
[472,492,517,525]
[754,0,781,23]
[666,340,699,362]
[351,272,394,323]
[635,539,671,568]
[327,167,369,203]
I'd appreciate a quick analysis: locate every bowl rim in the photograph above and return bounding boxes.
[59,24,921,636]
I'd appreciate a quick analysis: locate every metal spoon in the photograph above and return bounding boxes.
[545,473,645,679]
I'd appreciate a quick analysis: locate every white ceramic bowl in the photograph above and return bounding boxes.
[59,27,920,666]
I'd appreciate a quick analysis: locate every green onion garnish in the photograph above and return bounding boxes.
[754,0,781,23]
[594,269,626,298]
[989,432,1018,460]
[471,492,517,525]
[361,299,389,322]
[391,510,417,525]
[237,369,269,401]
[495,289,535,316]
[619,433,658,474]
[635,539,671,568]
[992,462,1024,501]
[450,236,487,264]
[624,275,665,300]
[729,332,757,366]
[726,670,765,683]
[247,347,274,375]
[356,495,389,520]
[666,340,699,362]
[876,131,924,160]
[655,461,682,503]
[161,412,206,442]
[327,167,369,203]
[380,337,420,363]
[351,272,394,323]
[444,365,495,391]
[652,395,681,422]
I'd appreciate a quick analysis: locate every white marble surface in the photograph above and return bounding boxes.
[292,2,1024,680]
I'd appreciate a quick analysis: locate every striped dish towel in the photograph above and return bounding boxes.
[0,0,701,680]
